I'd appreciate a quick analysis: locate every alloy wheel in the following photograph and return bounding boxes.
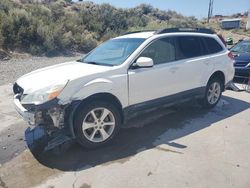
[82,108,115,143]
[207,82,221,105]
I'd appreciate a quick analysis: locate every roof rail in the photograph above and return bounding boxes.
[124,30,155,35]
[155,28,215,35]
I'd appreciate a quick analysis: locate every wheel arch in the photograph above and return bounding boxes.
[207,71,226,91]
[79,92,123,110]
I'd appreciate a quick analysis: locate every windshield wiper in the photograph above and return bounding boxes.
[76,60,100,65]
[76,59,83,62]
[83,61,114,66]
[85,61,100,65]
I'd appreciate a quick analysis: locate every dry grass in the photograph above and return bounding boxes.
[203,18,250,44]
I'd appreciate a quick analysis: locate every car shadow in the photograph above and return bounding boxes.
[29,95,249,172]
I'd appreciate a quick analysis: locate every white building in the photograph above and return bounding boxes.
[247,9,250,30]
[221,18,241,29]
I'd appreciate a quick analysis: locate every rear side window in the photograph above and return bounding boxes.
[175,36,206,59]
[203,37,223,54]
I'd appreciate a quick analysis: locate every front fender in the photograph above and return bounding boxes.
[71,78,114,101]
[58,72,128,108]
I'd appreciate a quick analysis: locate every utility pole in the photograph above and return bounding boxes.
[207,0,214,23]
[210,0,214,18]
[247,8,250,30]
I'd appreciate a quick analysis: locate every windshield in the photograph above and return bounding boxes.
[231,41,250,53]
[80,38,145,66]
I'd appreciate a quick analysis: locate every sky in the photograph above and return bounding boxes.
[75,0,250,19]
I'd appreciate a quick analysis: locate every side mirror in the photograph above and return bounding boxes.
[134,57,154,68]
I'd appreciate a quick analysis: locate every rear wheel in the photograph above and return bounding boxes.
[200,78,223,108]
[74,101,121,148]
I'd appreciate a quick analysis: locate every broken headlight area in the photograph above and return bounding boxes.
[18,80,69,105]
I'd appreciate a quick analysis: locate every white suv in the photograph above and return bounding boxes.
[13,28,235,148]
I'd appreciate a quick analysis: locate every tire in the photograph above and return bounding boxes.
[200,78,223,109]
[74,100,121,148]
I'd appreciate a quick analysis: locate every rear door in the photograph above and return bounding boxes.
[202,36,226,83]
[173,35,215,91]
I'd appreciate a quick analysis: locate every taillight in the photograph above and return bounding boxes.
[228,52,234,60]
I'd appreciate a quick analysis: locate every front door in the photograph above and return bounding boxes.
[128,37,180,106]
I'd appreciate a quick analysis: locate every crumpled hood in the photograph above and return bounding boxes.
[16,61,112,94]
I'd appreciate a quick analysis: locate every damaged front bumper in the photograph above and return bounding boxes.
[14,95,36,124]
[13,94,66,129]
[14,94,76,151]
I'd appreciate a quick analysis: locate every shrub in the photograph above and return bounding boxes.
[0,0,199,55]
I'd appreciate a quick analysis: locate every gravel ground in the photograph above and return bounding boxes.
[0,55,82,86]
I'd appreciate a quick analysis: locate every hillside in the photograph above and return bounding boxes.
[0,0,199,56]
[200,16,250,47]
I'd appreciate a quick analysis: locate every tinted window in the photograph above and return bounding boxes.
[139,38,175,65]
[203,37,223,54]
[175,36,205,59]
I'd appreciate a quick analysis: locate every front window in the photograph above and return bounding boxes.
[231,41,250,53]
[139,38,176,65]
[80,38,145,66]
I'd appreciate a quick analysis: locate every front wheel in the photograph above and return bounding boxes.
[200,79,223,108]
[74,101,121,148]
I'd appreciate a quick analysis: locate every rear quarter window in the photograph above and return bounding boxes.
[203,37,223,54]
